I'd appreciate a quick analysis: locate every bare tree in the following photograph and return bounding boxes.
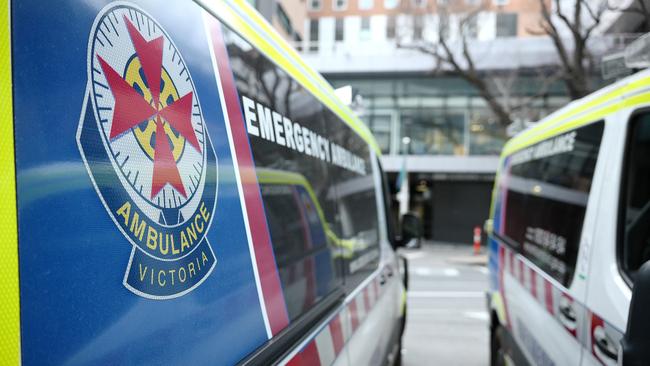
[534,0,608,99]
[399,2,555,127]
[398,0,611,127]
[608,0,650,32]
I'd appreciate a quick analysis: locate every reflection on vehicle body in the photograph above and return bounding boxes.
[258,169,381,320]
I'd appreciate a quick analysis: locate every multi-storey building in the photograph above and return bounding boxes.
[298,0,579,243]
[250,0,308,43]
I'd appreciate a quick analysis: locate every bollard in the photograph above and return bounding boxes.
[473,226,481,255]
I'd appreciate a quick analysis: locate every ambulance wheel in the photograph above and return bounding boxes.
[490,325,507,366]
[392,341,402,366]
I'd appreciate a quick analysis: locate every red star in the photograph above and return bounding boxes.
[98,16,202,200]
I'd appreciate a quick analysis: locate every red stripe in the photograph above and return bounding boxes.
[330,315,345,355]
[544,279,554,315]
[349,300,359,331]
[590,312,606,362]
[285,341,321,366]
[508,250,515,275]
[530,268,537,299]
[374,278,380,300]
[208,21,289,335]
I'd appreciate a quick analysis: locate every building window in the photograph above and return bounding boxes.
[400,108,465,155]
[493,0,509,5]
[387,15,396,39]
[463,15,478,39]
[362,114,392,154]
[437,0,448,6]
[385,0,399,9]
[276,4,294,37]
[496,12,517,38]
[308,0,322,10]
[465,0,480,5]
[335,18,344,41]
[359,0,374,10]
[309,19,319,51]
[334,0,348,11]
[413,15,424,40]
[439,15,449,39]
[360,17,371,40]
[412,0,427,8]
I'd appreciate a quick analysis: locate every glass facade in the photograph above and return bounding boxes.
[332,76,571,156]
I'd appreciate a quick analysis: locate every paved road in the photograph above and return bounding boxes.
[400,244,489,366]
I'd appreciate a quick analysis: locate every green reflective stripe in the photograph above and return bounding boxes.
[503,77,650,157]
[0,0,21,363]
[507,76,650,150]
[198,0,381,155]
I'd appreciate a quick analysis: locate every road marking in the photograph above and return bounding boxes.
[408,291,484,298]
[463,311,489,321]
[443,268,460,277]
[401,251,426,260]
[412,267,460,277]
[476,267,489,274]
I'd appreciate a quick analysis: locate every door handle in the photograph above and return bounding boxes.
[593,327,618,360]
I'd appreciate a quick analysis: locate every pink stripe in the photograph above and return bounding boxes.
[349,300,359,331]
[208,21,289,335]
[363,288,371,313]
[518,259,525,285]
[544,280,554,315]
[330,315,345,355]
[509,251,515,276]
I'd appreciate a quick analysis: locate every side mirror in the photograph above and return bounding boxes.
[620,261,650,365]
[397,212,422,249]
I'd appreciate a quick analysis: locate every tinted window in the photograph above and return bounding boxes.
[620,112,650,283]
[224,27,380,318]
[502,122,604,286]
[261,183,334,319]
[328,114,380,290]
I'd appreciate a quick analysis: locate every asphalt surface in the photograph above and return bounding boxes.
[400,243,489,366]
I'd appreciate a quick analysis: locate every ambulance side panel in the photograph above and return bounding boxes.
[491,121,607,365]
[10,0,398,365]
[582,101,650,366]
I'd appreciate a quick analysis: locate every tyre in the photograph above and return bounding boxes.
[490,325,507,366]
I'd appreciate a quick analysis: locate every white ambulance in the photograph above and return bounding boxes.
[0,0,418,365]
[486,39,650,366]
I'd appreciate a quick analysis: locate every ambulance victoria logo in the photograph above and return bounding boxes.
[77,3,218,299]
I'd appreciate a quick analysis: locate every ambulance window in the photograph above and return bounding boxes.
[503,121,604,287]
[328,111,380,291]
[224,28,343,321]
[620,112,650,284]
